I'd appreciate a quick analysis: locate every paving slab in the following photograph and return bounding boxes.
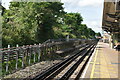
[83,42,120,79]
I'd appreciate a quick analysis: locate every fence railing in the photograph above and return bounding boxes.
[1,39,92,76]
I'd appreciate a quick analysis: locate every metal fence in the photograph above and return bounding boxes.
[2,39,89,76]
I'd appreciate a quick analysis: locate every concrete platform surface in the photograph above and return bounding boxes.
[83,42,120,79]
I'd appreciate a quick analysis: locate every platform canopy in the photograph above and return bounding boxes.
[102,0,120,33]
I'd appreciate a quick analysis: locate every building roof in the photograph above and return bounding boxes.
[102,1,120,33]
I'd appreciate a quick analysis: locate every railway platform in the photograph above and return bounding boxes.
[82,42,120,79]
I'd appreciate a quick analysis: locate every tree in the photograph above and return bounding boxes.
[34,2,65,42]
[63,13,83,38]
[96,32,102,37]
[2,2,97,47]
[2,2,65,47]
[0,2,5,16]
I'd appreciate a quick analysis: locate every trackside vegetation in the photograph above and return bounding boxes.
[2,2,101,47]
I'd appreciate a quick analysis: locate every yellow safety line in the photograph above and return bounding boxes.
[90,62,100,64]
[94,72,111,75]
[90,47,98,79]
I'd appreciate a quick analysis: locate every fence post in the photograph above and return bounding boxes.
[34,44,36,63]
[45,45,48,55]
[29,45,31,65]
[53,45,55,53]
[48,44,50,54]
[55,44,57,51]
[66,35,69,42]
[22,45,24,68]
[16,44,19,70]
[50,46,52,54]
[38,44,41,62]
[6,45,10,72]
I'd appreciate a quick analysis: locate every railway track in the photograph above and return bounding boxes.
[30,41,97,80]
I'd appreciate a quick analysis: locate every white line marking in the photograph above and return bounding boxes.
[81,45,98,78]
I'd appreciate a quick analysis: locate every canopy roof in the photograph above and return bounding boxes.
[102,1,120,33]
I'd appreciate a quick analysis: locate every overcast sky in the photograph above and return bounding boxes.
[2,0,104,33]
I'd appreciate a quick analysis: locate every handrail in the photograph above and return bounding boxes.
[1,38,81,51]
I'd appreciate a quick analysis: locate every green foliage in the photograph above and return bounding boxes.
[64,13,83,26]
[2,2,96,47]
[96,32,101,37]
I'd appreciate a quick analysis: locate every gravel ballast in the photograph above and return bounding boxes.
[3,60,62,79]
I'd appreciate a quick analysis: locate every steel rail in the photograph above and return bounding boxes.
[44,45,92,80]
[31,43,95,80]
[75,42,97,80]
[59,43,96,80]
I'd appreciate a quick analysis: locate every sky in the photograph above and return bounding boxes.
[1,0,104,33]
